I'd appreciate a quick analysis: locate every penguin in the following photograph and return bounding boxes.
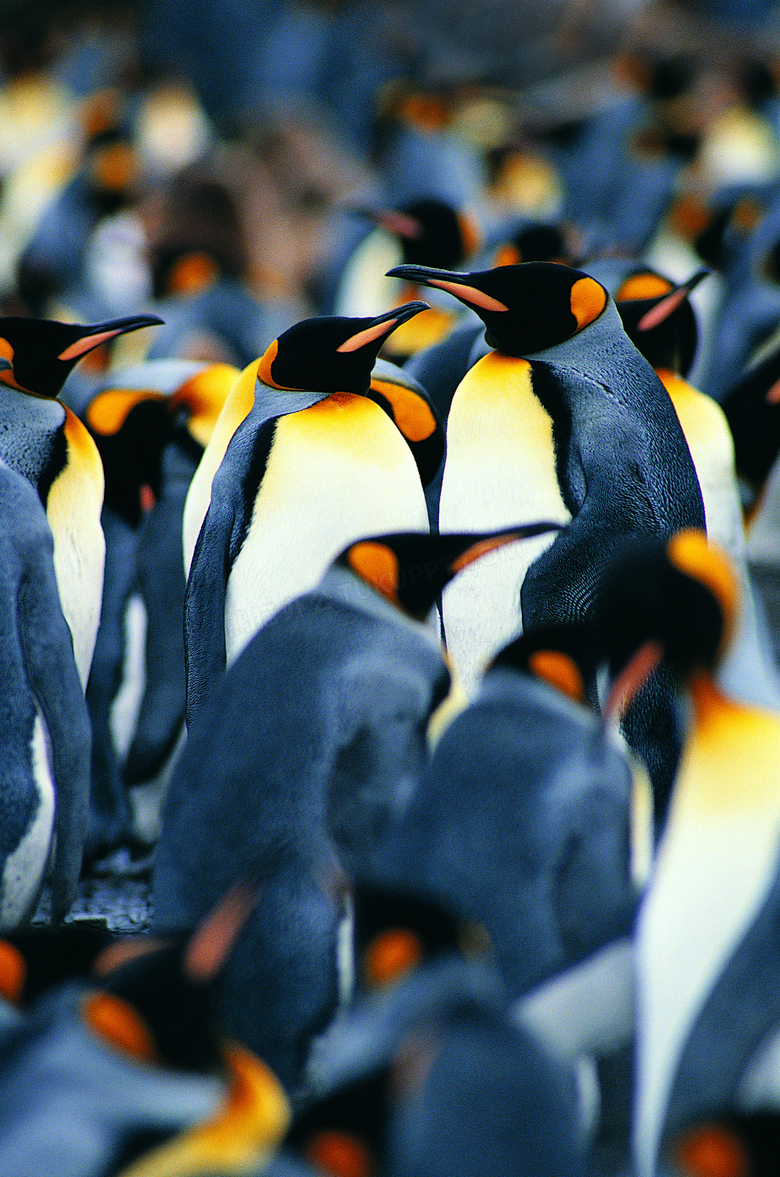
[0,883,290,1177]
[607,263,780,711]
[590,530,780,1177]
[386,262,706,692]
[0,458,91,929]
[81,359,239,857]
[287,952,586,1177]
[335,198,482,362]
[0,312,163,684]
[182,304,440,727]
[154,523,559,1090]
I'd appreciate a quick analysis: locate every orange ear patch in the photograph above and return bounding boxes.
[528,650,586,703]
[569,276,607,330]
[363,928,424,988]
[347,542,400,606]
[0,940,25,1004]
[305,1130,375,1177]
[672,1124,750,1177]
[667,530,739,648]
[616,273,673,301]
[82,991,158,1063]
[86,388,166,435]
[369,377,437,441]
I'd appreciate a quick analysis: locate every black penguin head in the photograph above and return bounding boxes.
[256,304,430,396]
[489,623,599,706]
[336,522,562,623]
[614,267,709,376]
[595,530,738,705]
[353,197,479,270]
[0,313,164,397]
[386,262,608,355]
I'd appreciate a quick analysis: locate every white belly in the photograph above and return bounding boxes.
[225,395,429,664]
[1,715,55,931]
[439,352,570,692]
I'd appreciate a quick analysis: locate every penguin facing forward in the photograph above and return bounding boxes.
[0,312,163,684]
[154,523,559,1090]
[592,530,780,1177]
[183,304,440,727]
[0,459,91,929]
[386,262,706,690]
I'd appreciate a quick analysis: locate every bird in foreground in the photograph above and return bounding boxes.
[154,522,560,1092]
[182,304,441,727]
[0,883,290,1177]
[592,529,780,1177]
[0,459,91,929]
[0,311,163,684]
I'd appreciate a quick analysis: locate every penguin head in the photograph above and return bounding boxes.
[595,529,739,715]
[352,197,480,271]
[0,314,164,397]
[489,623,599,706]
[613,266,709,377]
[386,262,608,355]
[335,522,562,623]
[256,304,430,396]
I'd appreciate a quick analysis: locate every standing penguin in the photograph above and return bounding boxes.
[154,523,558,1089]
[0,312,162,684]
[0,458,91,929]
[386,262,706,688]
[182,305,441,726]
[593,530,780,1177]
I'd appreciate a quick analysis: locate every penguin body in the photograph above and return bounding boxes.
[591,530,780,1176]
[0,459,91,928]
[0,313,162,685]
[373,647,640,1001]
[82,359,238,856]
[183,308,436,725]
[389,263,705,689]
[156,526,557,1087]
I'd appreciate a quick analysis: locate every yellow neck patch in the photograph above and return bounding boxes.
[86,388,166,435]
[569,276,607,331]
[172,363,239,448]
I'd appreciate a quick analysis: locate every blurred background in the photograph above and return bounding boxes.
[3,0,780,376]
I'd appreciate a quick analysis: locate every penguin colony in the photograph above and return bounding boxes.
[8,20,780,1177]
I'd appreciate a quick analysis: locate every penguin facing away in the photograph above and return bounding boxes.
[154,523,559,1089]
[183,304,440,728]
[592,530,780,1177]
[0,312,163,684]
[0,458,91,929]
[386,262,706,691]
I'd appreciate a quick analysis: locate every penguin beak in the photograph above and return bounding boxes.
[336,302,430,353]
[602,640,664,723]
[636,268,710,333]
[56,313,164,361]
[387,265,509,313]
[346,203,424,239]
[450,521,563,573]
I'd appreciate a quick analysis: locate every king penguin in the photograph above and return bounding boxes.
[154,523,558,1090]
[0,458,91,929]
[182,304,442,726]
[385,262,706,693]
[0,312,163,685]
[593,530,780,1177]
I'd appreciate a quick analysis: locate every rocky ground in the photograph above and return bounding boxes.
[32,863,153,936]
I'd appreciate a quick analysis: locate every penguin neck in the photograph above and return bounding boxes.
[250,380,329,423]
[316,564,440,637]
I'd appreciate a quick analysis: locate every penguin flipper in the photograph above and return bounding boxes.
[18,528,91,922]
[183,494,232,731]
